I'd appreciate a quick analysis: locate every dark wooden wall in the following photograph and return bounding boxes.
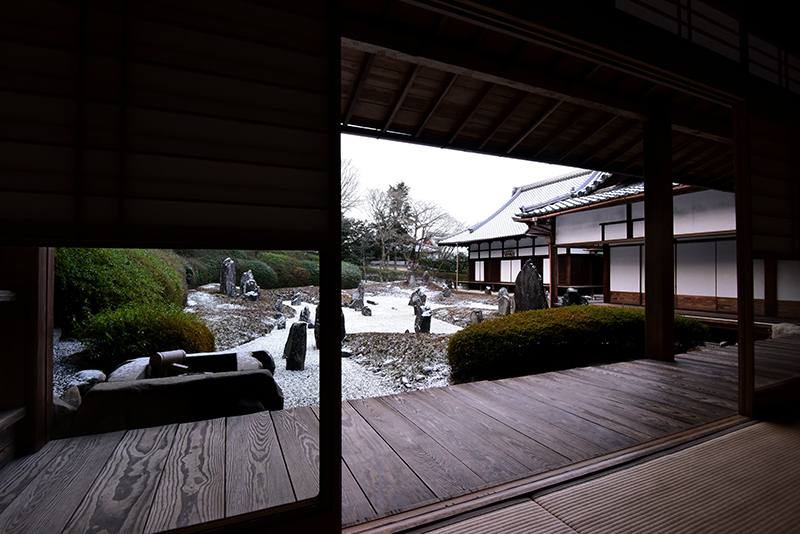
[0,1,340,532]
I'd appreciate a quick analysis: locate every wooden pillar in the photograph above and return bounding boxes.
[603,244,611,303]
[764,258,778,317]
[643,104,674,362]
[734,103,755,417]
[548,220,558,307]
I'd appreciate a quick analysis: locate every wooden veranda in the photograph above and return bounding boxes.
[0,336,797,533]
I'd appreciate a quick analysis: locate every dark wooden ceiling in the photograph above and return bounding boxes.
[340,0,736,190]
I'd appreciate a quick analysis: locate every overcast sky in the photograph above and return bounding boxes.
[341,134,582,228]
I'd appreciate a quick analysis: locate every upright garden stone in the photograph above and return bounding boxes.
[415,306,431,333]
[484,286,492,295]
[498,287,511,315]
[353,282,365,302]
[348,297,364,311]
[442,285,452,298]
[219,257,238,297]
[408,274,416,288]
[470,309,484,324]
[240,270,260,301]
[284,322,307,371]
[314,306,321,348]
[361,306,372,316]
[514,259,548,312]
[299,305,311,324]
[274,299,283,313]
[562,287,588,306]
[422,271,430,283]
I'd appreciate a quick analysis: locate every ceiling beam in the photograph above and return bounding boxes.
[381,64,422,134]
[506,99,562,154]
[343,52,374,126]
[532,107,585,158]
[478,91,529,149]
[555,114,618,162]
[447,83,496,145]
[341,28,733,143]
[578,118,638,166]
[414,73,458,138]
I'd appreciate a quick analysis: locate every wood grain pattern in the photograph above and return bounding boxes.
[342,459,375,527]
[350,396,485,498]
[271,406,320,502]
[226,412,295,516]
[144,418,225,533]
[62,425,178,534]
[0,431,124,534]
[0,438,67,515]
[342,401,437,517]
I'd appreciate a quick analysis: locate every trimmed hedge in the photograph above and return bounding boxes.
[447,306,709,383]
[341,261,362,289]
[55,248,187,332]
[79,304,215,372]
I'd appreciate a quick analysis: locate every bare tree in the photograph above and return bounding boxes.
[341,158,362,214]
[404,199,464,271]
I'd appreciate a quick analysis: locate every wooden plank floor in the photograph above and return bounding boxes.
[0,336,796,533]
[0,407,320,534]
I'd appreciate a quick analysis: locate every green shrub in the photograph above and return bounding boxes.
[301,260,320,286]
[78,304,215,372]
[236,259,278,289]
[447,306,709,383]
[257,252,307,287]
[341,261,362,289]
[55,248,187,332]
[174,249,249,288]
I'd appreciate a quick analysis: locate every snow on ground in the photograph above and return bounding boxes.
[231,284,488,409]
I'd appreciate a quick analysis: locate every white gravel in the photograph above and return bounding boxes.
[232,291,465,409]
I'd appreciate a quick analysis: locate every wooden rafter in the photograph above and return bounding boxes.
[506,99,562,154]
[556,114,619,162]
[478,91,528,149]
[579,119,638,165]
[533,107,586,158]
[343,52,374,126]
[447,83,496,144]
[381,64,422,134]
[598,135,642,168]
[415,73,458,138]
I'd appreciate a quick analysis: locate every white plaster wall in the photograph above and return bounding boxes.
[604,223,627,241]
[716,240,737,298]
[631,201,644,218]
[556,205,627,244]
[676,242,716,296]
[777,260,800,300]
[754,259,764,299]
[673,190,736,235]
[610,246,641,292]
[535,246,549,256]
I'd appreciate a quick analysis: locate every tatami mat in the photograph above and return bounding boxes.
[536,420,800,534]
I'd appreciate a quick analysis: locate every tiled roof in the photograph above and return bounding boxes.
[439,170,609,245]
[515,182,644,218]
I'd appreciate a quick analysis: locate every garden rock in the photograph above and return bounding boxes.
[68,370,106,396]
[219,257,238,297]
[276,315,286,330]
[71,370,283,436]
[442,286,452,298]
[562,287,588,306]
[291,293,302,306]
[349,297,364,311]
[361,306,372,316]
[353,282,365,302]
[498,287,511,315]
[240,270,260,301]
[52,393,76,439]
[274,299,283,313]
[415,306,432,333]
[422,271,430,283]
[470,310,484,324]
[284,322,307,371]
[408,288,426,307]
[773,323,800,338]
[408,274,416,288]
[514,259,547,312]
[484,286,492,295]
[61,385,82,409]
[299,305,311,324]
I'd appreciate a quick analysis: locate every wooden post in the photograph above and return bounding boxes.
[764,258,778,317]
[643,103,674,362]
[603,243,611,303]
[733,103,755,417]
[548,219,559,307]
[455,245,459,289]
